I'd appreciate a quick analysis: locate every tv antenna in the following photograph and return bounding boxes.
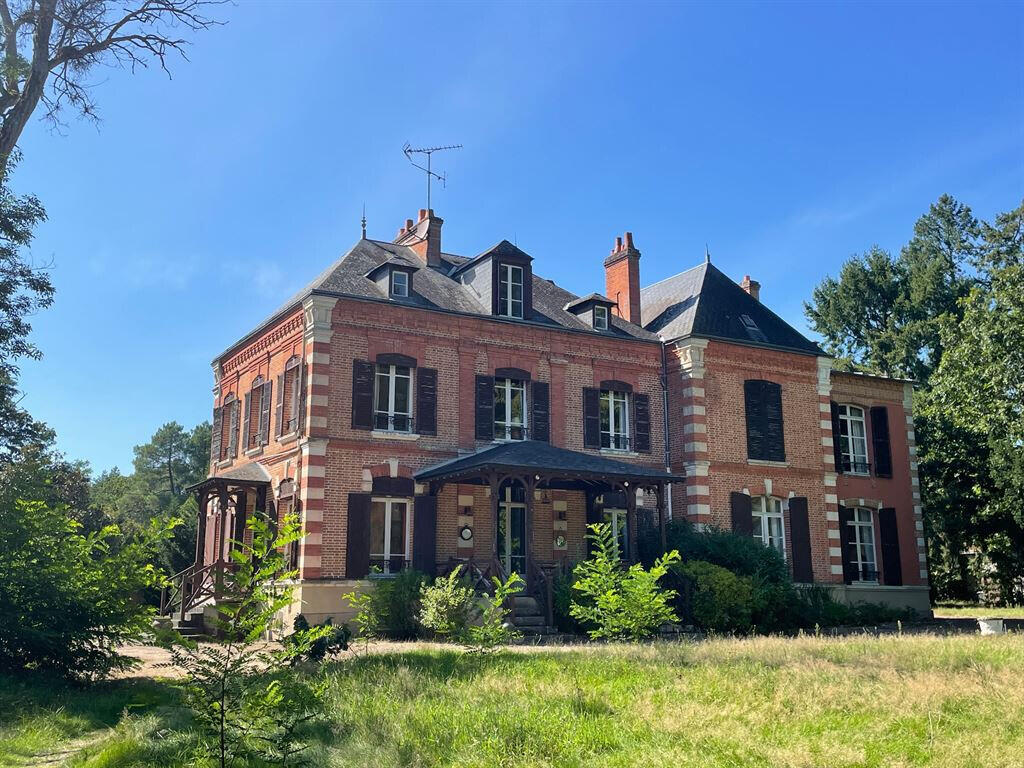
[402,142,462,210]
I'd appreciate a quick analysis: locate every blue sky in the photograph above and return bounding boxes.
[13,1,1024,473]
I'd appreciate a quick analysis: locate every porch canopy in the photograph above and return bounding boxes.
[185,462,273,567]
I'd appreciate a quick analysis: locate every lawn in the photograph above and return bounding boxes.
[932,603,1024,619]
[1,633,1022,768]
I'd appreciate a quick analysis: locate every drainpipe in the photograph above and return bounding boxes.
[660,339,673,521]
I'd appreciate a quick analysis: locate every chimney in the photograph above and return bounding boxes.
[394,208,444,268]
[604,231,642,326]
[740,275,760,302]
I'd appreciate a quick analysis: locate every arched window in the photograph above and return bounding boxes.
[752,496,785,555]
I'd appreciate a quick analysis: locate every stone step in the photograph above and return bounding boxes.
[512,614,547,627]
[512,596,540,615]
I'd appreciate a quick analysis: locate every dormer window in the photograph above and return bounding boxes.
[499,263,524,318]
[594,305,609,330]
[390,270,409,298]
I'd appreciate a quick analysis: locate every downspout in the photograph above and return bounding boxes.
[660,339,673,521]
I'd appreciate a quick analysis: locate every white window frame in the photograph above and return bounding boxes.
[494,377,528,441]
[390,270,409,298]
[499,263,524,318]
[837,404,869,474]
[751,496,786,557]
[373,364,413,432]
[593,305,609,330]
[603,507,628,556]
[849,507,879,583]
[370,497,411,575]
[497,484,527,574]
[600,389,630,450]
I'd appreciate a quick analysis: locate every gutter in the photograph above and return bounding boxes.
[660,340,673,522]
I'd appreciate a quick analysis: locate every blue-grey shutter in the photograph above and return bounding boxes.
[227,399,240,457]
[351,360,375,430]
[633,393,650,453]
[346,493,372,579]
[531,381,550,442]
[839,506,857,584]
[870,406,893,478]
[259,380,272,445]
[583,387,600,449]
[416,368,438,436]
[764,382,785,462]
[878,507,902,585]
[788,497,814,583]
[210,406,223,463]
[475,375,495,440]
[831,401,845,472]
[744,380,766,460]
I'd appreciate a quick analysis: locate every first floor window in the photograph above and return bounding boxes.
[283,356,301,434]
[370,498,410,574]
[600,390,630,450]
[374,364,412,432]
[499,263,524,318]
[752,496,785,555]
[603,507,628,556]
[494,377,527,440]
[848,507,878,582]
[838,404,869,473]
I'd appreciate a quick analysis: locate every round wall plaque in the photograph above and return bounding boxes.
[554,534,567,549]
[459,525,474,541]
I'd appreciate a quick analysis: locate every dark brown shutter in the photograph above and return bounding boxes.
[275,374,285,438]
[764,382,785,461]
[228,399,240,457]
[210,406,223,463]
[531,381,550,442]
[730,492,753,536]
[242,391,252,450]
[838,506,857,584]
[522,268,533,319]
[744,380,766,460]
[475,375,494,440]
[345,493,372,579]
[870,406,893,478]
[583,387,601,449]
[878,507,902,586]
[416,368,438,436]
[297,362,308,434]
[259,380,272,445]
[633,393,651,453]
[412,495,438,576]
[351,360,375,430]
[830,401,844,473]
[788,497,814,583]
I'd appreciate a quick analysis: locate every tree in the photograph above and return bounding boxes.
[0,0,223,166]
[133,421,208,505]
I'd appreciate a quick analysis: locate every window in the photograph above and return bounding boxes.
[369,498,410,574]
[603,507,628,556]
[282,356,301,435]
[245,377,271,450]
[374,364,412,432]
[497,481,527,574]
[848,507,878,582]
[740,314,768,343]
[751,496,785,556]
[494,377,528,440]
[594,305,609,330]
[600,389,630,450]
[390,270,409,298]
[837,404,869,473]
[498,263,524,318]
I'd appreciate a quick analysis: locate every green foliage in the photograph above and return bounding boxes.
[570,523,680,640]
[418,565,476,639]
[169,513,329,767]
[0,467,178,680]
[343,569,429,642]
[288,615,350,663]
[462,571,524,652]
[551,567,586,635]
[679,560,754,634]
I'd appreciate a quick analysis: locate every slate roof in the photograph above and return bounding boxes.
[414,441,684,483]
[640,261,824,355]
[186,461,272,492]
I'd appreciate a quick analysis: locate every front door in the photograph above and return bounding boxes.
[497,482,527,575]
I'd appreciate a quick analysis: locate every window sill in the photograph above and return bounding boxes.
[747,459,789,468]
[277,430,300,445]
[215,458,233,469]
[850,580,881,587]
[844,470,871,477]
[371,430,420,441]
[244,446,264,458]
[600,448,639,458]
[492,437,528,444]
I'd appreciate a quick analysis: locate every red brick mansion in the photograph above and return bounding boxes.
[172,208,930,628]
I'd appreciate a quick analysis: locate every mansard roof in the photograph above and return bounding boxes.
[640,261,824,355]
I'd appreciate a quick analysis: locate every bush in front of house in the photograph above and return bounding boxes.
[678,560,754,634]
[418,565,477,639]
[552,567,586,635]
[348,568,430,640]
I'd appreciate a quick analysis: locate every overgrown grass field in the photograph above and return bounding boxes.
[2,633,1022,767]
[933,603,1024,619]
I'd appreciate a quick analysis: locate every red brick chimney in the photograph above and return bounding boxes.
[740,275,760,302]
[604,231,642,326]
[394,208,443,268]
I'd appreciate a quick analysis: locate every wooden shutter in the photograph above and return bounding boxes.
[633,393,651,453]
[788,497,814,583]
[259,380,272,445]
[210,406,223,463]
[583,387,601,449]
[412,495,438,576]
[764,382,785,461]
[297,362,308,434]
[743,380,766,460]
[275,374,285,438]
[345,493,372,579]
[830,401,844,473]
[730,492,753,537]
[228,399,240,457]
[838,506,857,584]
[870,406,893,478]
[878,507,903,585]
[475,375,495,440]
[242,391,252,451]
[416,368,438,436]
[351,360,375,430]
[531,381,550,442]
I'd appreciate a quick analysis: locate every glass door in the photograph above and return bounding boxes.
[497,483,527,575]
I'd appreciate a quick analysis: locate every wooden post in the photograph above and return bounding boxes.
[524,475,537,588]
[194,487,208,567]
[625,481,638,562]
[656,482,667,553]
[489,471,500,562]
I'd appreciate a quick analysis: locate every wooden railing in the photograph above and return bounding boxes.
[160,560,231,621]
[528,559,555,629]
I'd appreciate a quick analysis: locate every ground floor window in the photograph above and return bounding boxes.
[497,481,527,575]
[370,498,410,574]
[848,507,878,582]
[603,507,628,557]
[752,496,785,556]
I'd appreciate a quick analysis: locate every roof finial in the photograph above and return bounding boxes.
[705,243,711,263]
[361,204,367,239]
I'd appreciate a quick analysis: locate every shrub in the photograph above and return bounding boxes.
[462,571,524,652]
[346,569,429,641]
[288,615,350,663]
[552,567,586,635]
[570,523,681,640]
[680,560,754,634]
[419,566,476,639]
